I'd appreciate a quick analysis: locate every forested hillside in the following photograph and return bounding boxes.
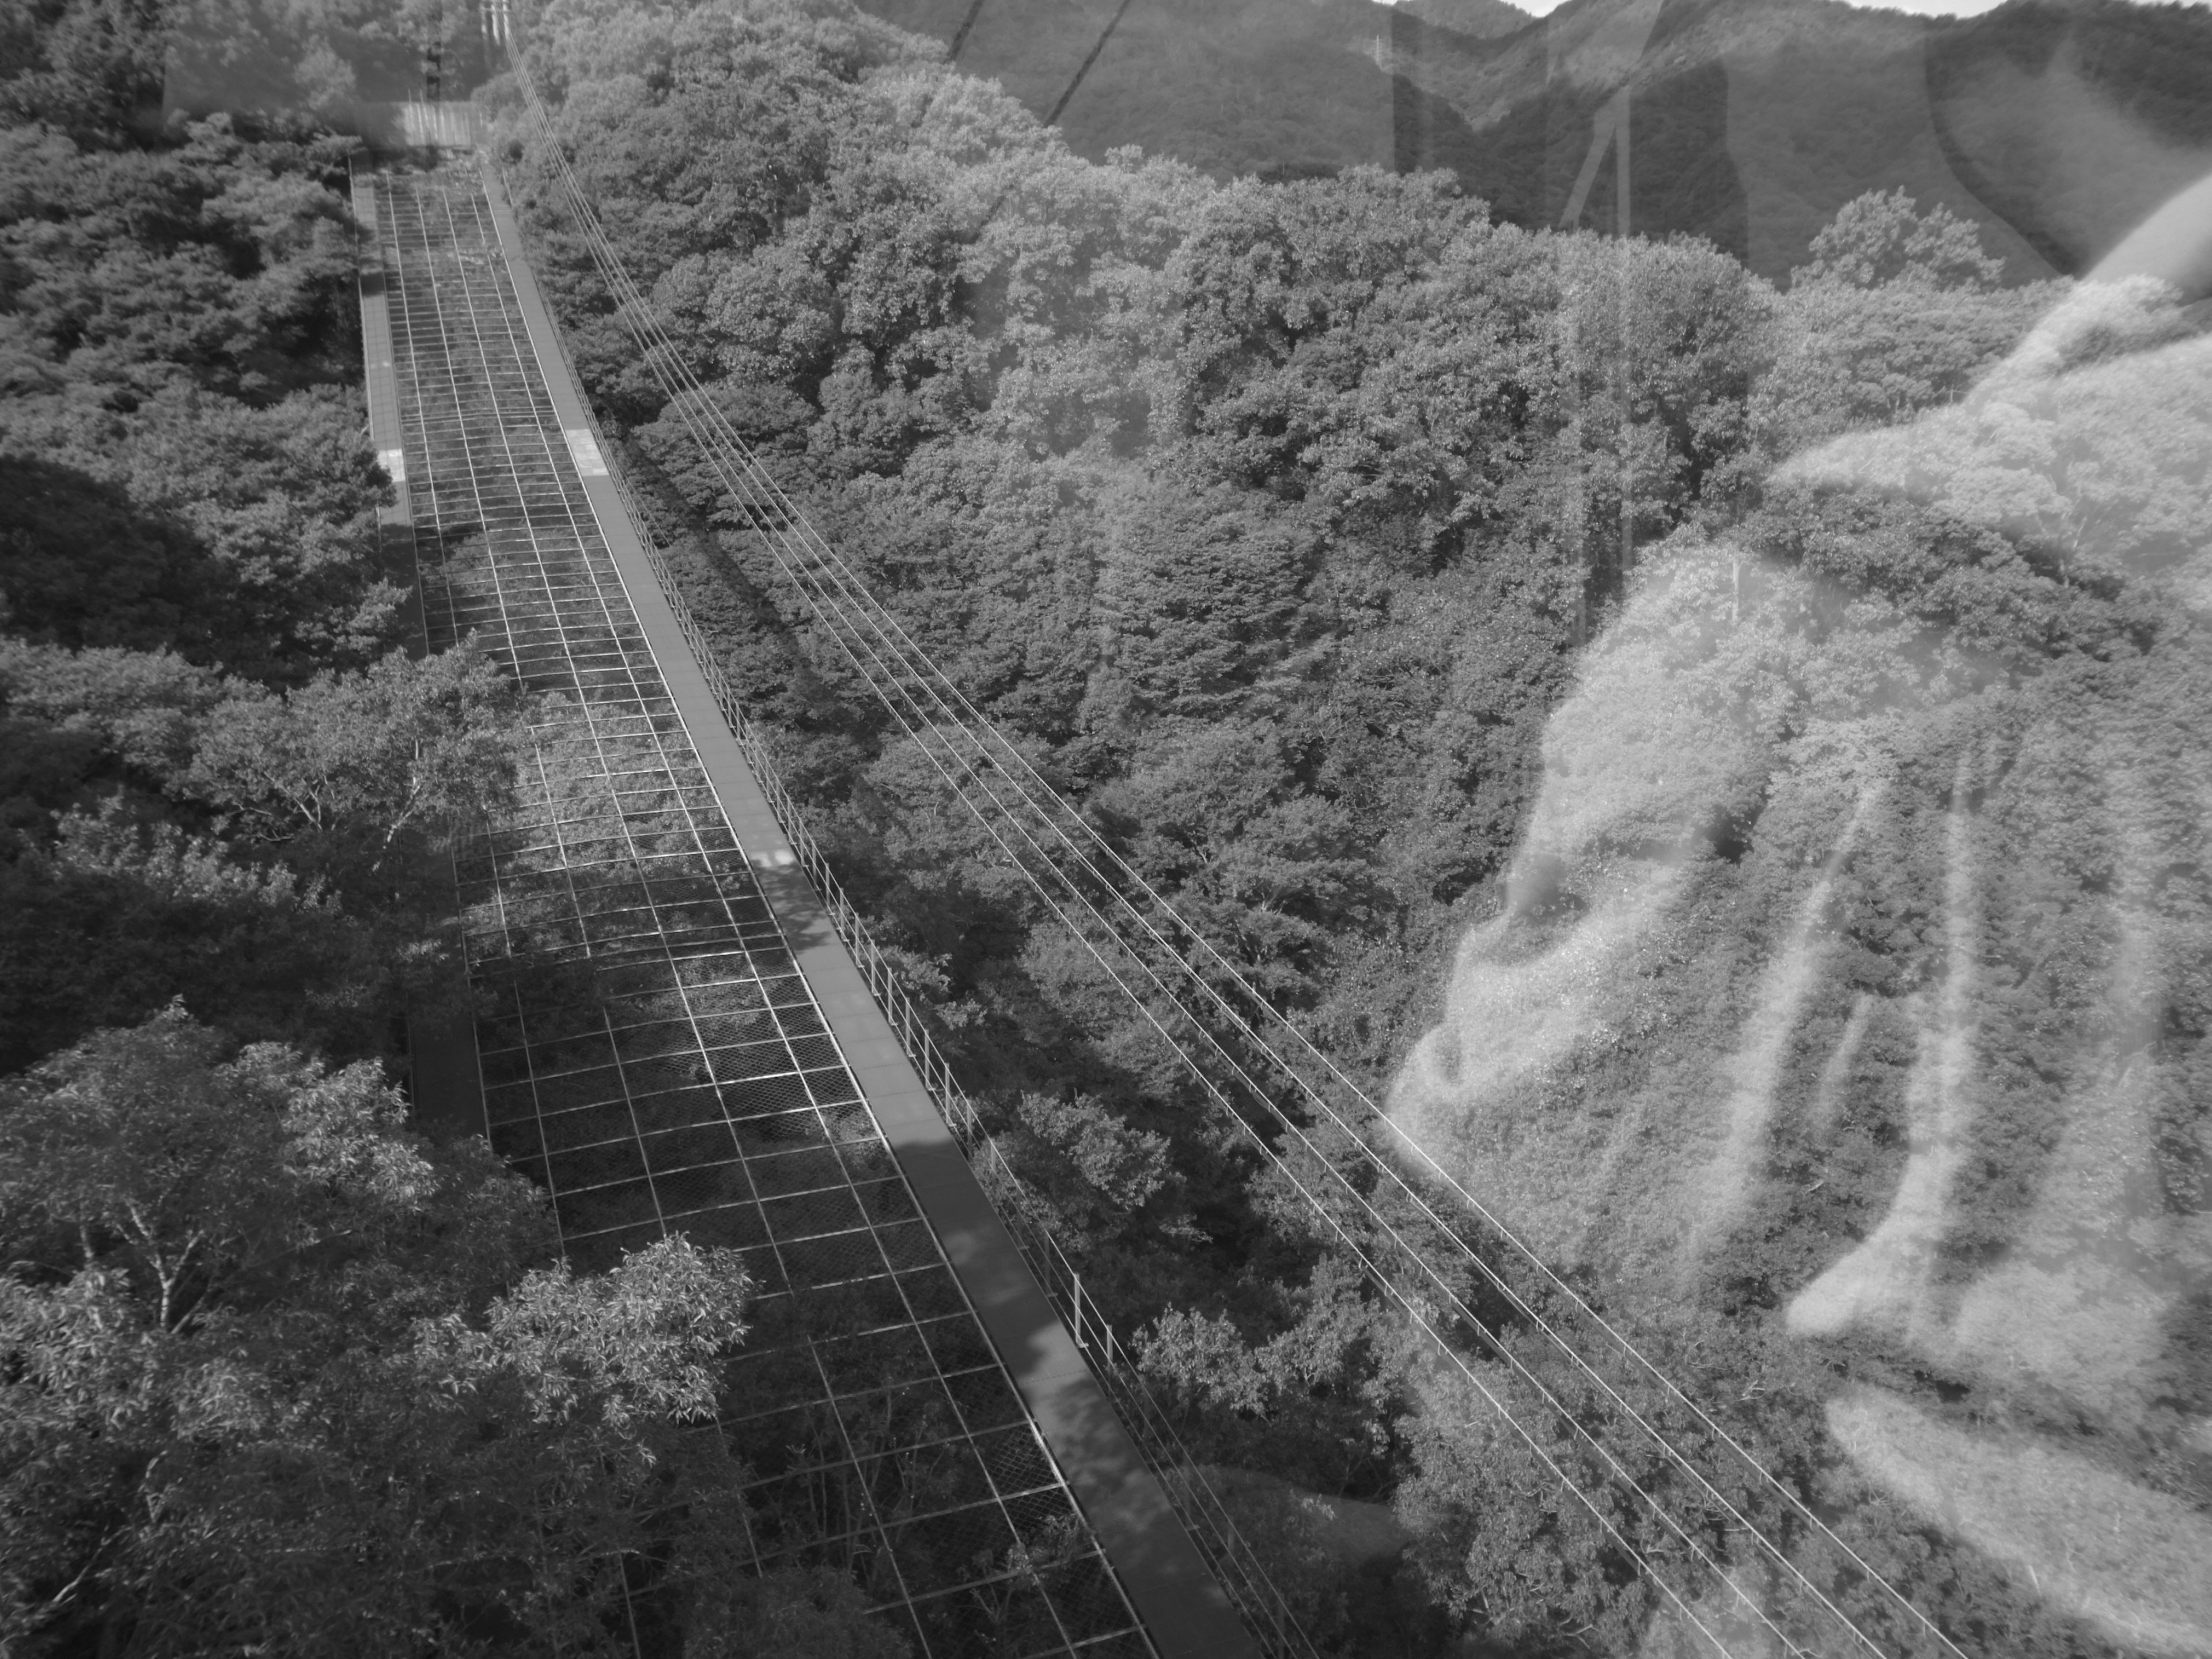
[0,10,881,1655]
[494,0,2212,1653]
[851,0,2212,284]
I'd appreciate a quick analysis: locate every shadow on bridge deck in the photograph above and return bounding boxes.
[351,143,1260,1659]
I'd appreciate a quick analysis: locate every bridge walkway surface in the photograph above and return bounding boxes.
[351,151,1257,1659]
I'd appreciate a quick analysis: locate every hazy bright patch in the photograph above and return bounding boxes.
[1831,1388,2212,1656]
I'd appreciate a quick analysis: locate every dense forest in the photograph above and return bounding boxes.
[495,0,2211,1654]
[4,0,2209,1652]
[0,8,900,1655]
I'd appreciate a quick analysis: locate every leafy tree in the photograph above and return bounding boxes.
[0,639,533,1067]
[185,643,533,897]
[1094,473,1324,722]
[0,0,166,139]
[0,111,397,681]
[0,391,400,678]
[1140,1253,1410,1498]
[999,1087,1183,1252]
[1797,188,2007,293]
[0,639,217,838]
[0,1009,771,1657]
[1757,191,2056,457]
[0,804,391,1072]
[0,116,361,401]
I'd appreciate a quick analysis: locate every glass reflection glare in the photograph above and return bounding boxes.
[1391,172,2212,1655]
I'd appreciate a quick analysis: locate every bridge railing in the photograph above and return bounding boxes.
[531,308,1319,1659]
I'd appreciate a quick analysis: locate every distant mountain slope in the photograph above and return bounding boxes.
[861,0,1453,182]
[1385,0,2212,279]
[858,0,2212,281]
[1923,0,2212,272]
[1397,0,1533,38]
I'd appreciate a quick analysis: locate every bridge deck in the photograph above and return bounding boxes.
[354,155,1253,1659]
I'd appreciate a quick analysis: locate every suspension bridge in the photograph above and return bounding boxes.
[351,138,1290,1659]
[343,49,1978,1659]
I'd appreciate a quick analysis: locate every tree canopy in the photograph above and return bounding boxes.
[0,12,895,1656]
[0,1009,764,1656]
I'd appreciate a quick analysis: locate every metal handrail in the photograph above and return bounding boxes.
[645,514,1314,1657]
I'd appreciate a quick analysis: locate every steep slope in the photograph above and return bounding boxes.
[1385,0,2064,281]
[1398,0,1530,36]
[1925,0,2212,272]
[859,0,1490,181]
[857,0,2212,281]
[1385,0,2212,278]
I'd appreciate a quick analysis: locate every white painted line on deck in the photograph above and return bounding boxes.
[563,427,608,476]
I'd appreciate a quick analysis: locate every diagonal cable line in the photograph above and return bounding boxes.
[583,373,1763,1658]
[620,421,1923,1659]
[500,73,1762,1658]
[498,51,1976,1659]
[567,348,1778,1657]
[548,215,1902,1654]
[1046,0,1136,125]
[948,0,990,59]
[510,101,1820,1653]
[618,222,1967,1659]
